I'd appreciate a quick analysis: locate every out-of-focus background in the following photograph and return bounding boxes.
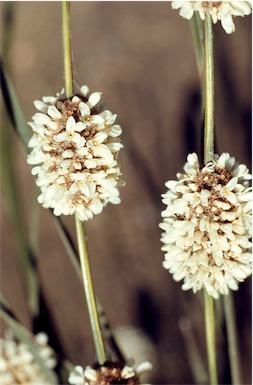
[0,2,251,384]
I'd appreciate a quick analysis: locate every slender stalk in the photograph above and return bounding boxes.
[203,15,214,164]
[190,13,205,82]
[62,1,73,98]
[204,291,218,385]
[223,293,242,384]
[202,14,218,385]
[53,215,125,363]
[61,1,106,364]
[75,215,106,365]
[190,13,205,129]
[179,317,208,384]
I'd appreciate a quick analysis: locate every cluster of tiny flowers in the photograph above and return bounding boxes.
[171,1,252,34]
[68,360,153,385]
[159,153,252,299]
[27,85,124,221]
[0,331,56,385]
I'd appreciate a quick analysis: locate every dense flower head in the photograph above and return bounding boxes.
[27,85,124,221]
[0,331,56,385]
[171,1,252,34]
[68,360,153,385]
[159,153,252,299]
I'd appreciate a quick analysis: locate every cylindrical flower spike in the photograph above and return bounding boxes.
[171,1,252,34]
[27,86,124,221]
[159,153,252,300]
[68,360,153,385]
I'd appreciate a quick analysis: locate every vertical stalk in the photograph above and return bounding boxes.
[62,1,73,98]
[190,13,205,128]
[203,15,218,385]
[61,1,106,364]
[179,317,208,384]
[190,13,205,82]
[204,15,214,164]
[203,12,242,385]
[75,216,106,365]
[223,293,242,384]
[204,291,218,385]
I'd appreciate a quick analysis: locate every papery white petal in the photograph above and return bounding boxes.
[34,100,48,113]
[88,92,102,108]
[66,116,76,132]
[79,102,90,117]
[109,124,122,137]
[48,105,62,119]
[90,198,103,214]
[80,85,89,97]
[75,122,86,132]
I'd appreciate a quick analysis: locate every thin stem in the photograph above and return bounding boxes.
[75,215,106,365]
[62,1,73,98]
[204,290,218,385]
[53,215,126,363]
[204,15,215,164]
[179,317,208,384]
[223,293,242,384]
[61,1,106,365]
[190,13,205,82]
[190,13,205,130]
[203,16,217,384]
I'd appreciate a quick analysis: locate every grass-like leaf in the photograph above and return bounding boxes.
[0,61,39,317]
[0,60,31,152]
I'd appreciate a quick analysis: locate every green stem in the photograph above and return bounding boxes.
[190,13,205,124]
[53,215,125,363]
[203,15,218,384]
[190,13,205,82]
[75,215,106,365]
[204,290,218,385]
[61,1,106,364]
[204,15,215,164]
[203,16,217,384]
[179,317,208,384]
[223,293,242,384]
[62,1,73,98]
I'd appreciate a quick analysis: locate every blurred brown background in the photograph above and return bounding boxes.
[0,2,251,384]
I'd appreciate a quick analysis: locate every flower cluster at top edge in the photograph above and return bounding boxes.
[171,1,252,34]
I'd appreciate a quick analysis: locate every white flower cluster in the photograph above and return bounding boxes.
[159,153,252,299]
[27,85,124,221]
[171,1,252,34]
[0,331,56,385]
[68,361,152,385]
